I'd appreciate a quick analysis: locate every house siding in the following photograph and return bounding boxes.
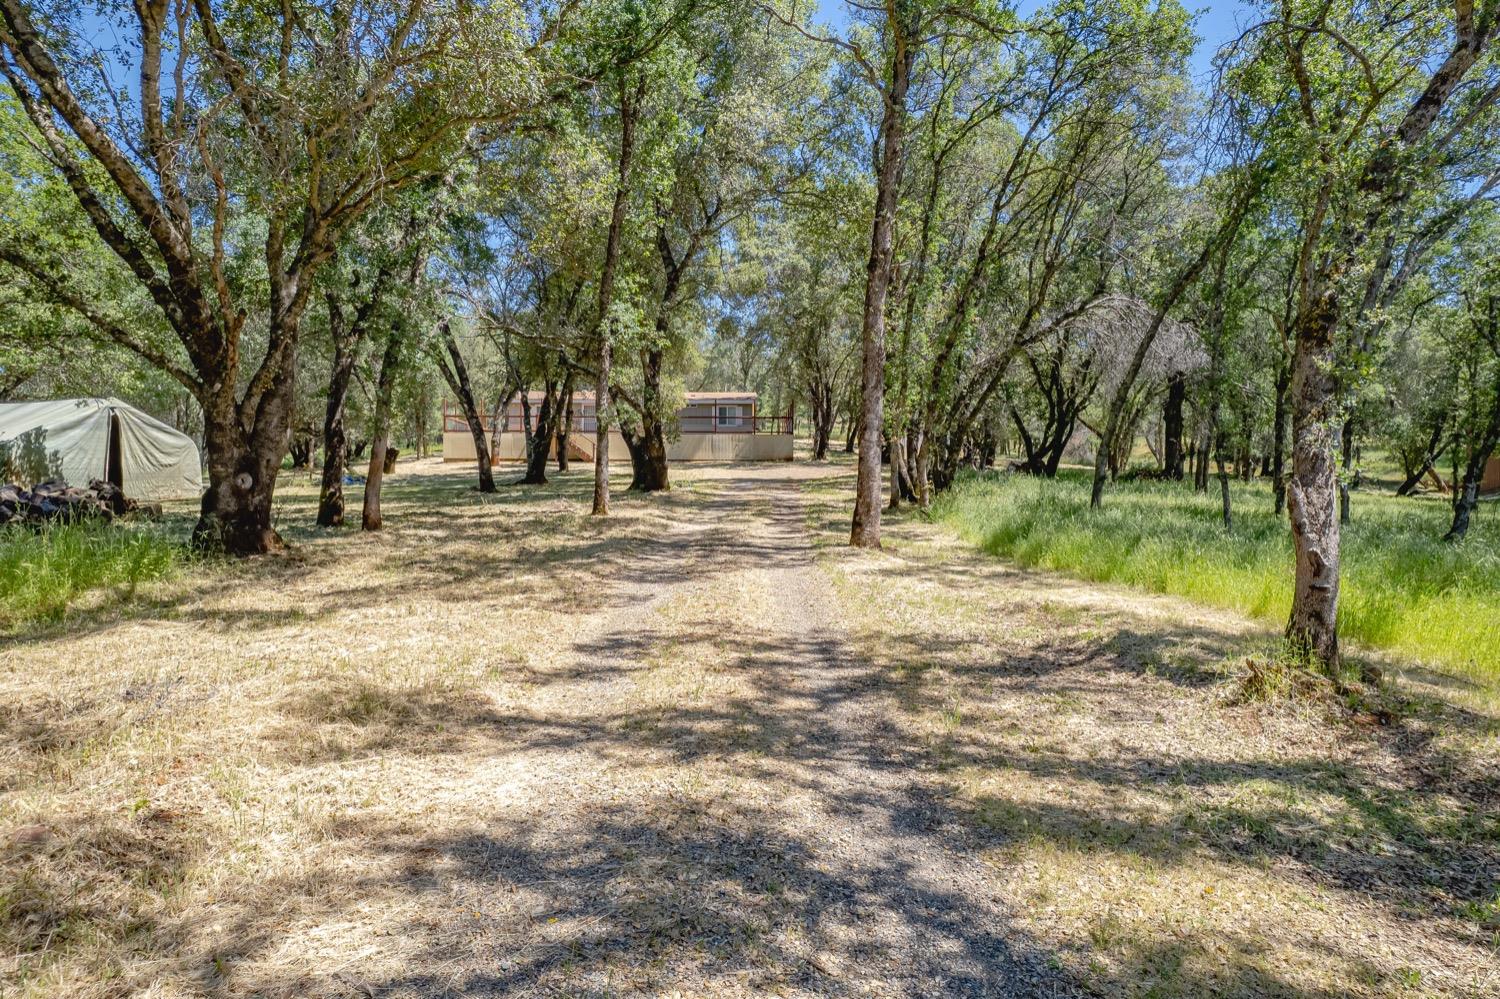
[441,392,791,463]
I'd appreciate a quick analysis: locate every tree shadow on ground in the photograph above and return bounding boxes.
[243,609,1499,994]
[6,464,1498,998]
[153,782,1386,999]
[0,466,716,649]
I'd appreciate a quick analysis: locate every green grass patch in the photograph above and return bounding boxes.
[933,470,1500,686]
[0,520,184,630]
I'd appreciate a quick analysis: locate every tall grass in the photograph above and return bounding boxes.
[933,470,1500,684]
[0,520,184,630]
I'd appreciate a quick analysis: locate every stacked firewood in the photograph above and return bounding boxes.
[0,479,140,527]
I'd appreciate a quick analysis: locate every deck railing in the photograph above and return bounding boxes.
[443,402,791,436]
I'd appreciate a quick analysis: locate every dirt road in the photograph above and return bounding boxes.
[394,466,1075,997]
[4,460,1495,999]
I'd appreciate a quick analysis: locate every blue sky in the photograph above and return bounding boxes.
[813,1,1256,83]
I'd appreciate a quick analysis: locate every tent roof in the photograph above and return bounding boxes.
[0,397,201,500]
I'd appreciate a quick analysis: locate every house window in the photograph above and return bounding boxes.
[717,405,741,428]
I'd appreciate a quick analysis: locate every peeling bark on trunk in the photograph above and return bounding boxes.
[1285,296,1342,667]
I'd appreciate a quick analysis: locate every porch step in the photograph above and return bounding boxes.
[566,435,594,462]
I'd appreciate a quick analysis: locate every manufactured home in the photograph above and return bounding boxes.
[443,391,793,464]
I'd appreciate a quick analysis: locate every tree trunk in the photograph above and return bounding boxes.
[1446,479,1480,541]
[191,299,305,555]
[434,320,494,493]
[850,24,914,549]
[522,384,557,485]
[1272,357,1289,514]
[416,383,430,459]
[289,435,313,469]
[886,434,904,511]
[555,374,575,473]
[1163,371,1186,480]
[1396,411,1447,496]
[592,75,643,518]
[316,328,359,527]
[316,259,401,527]
[1284,296,1342,668]
[930,441,963,494]
[628,419,670,492]
[193,404,288,555]
[904,425,922,500]
[1215,433,1232,530]
[1281,14,1496,668]
[631,347,670,492]
[362,325,403,532]
[1445,380,1500,541]
[1396,461,1432,497]
[810,378,835,461]
[620,414,668,494]
[490,386,514,461]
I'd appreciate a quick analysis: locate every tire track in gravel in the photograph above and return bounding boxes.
[384,466,1077,998]
[701,468,1079,998]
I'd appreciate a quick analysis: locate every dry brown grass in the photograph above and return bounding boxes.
[1,460,729,997]
[800,471,1500,999]
[3,457,1497,998]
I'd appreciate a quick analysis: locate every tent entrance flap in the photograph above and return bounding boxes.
[106,413,125,491]
[0,398,202,501]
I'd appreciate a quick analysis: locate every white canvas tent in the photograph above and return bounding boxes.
[0,397,201,501]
